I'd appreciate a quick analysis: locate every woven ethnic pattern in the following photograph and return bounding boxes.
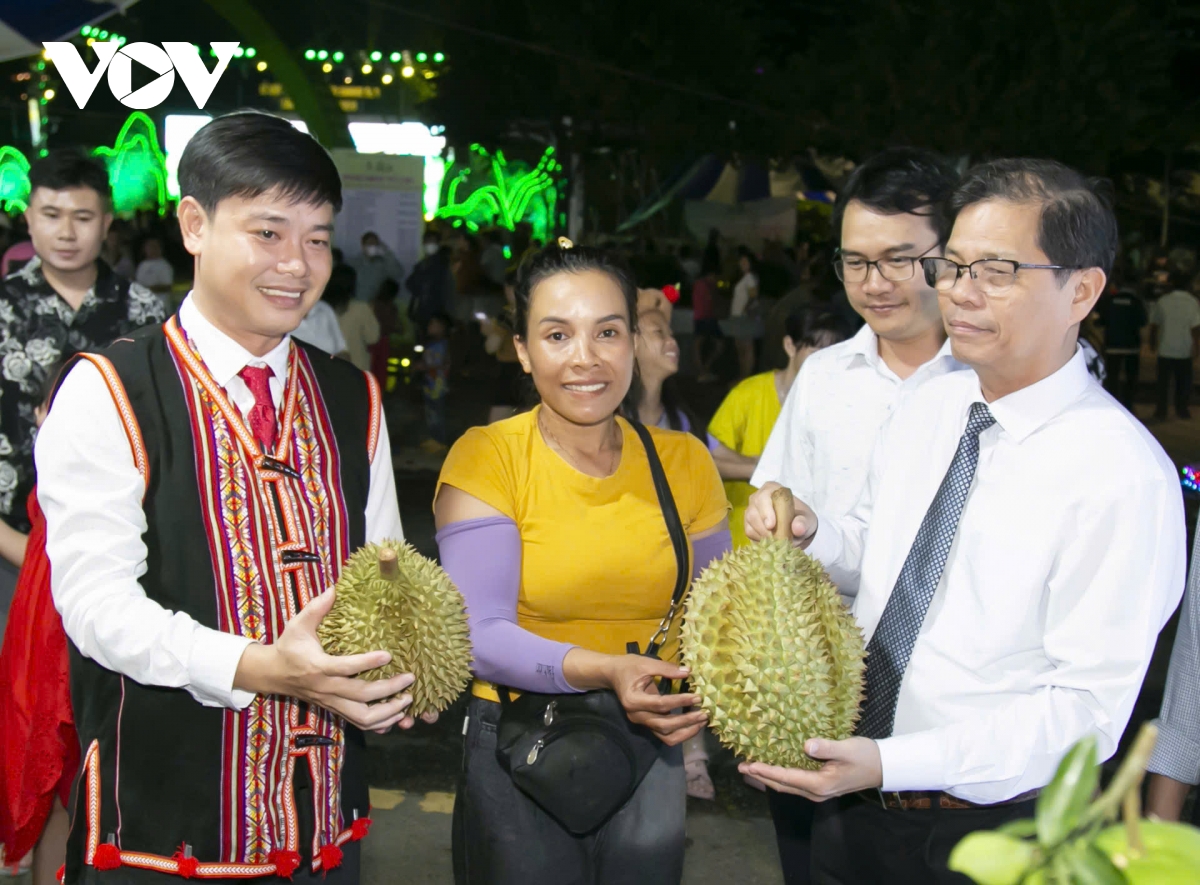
[857,402,995,739]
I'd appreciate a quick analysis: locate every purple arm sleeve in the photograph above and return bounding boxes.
[706,432,723,453]
[691,528,732,581]
[436,516,581,694]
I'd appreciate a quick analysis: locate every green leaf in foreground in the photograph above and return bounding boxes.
[1095,820,1200,883]
[947,831,1037,885]
[1035,735,1099,847]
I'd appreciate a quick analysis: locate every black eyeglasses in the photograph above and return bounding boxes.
[921,257,1082,295]
[833,243,940,283]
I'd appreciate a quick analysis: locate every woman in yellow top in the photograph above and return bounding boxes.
[708,307,848,547]
[435,241,731,885]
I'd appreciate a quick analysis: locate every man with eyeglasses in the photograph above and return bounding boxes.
[746,147,964,884]
[743,158,1184,883]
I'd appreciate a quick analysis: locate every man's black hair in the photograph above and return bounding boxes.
[178,111,342,215]
[831,147,960,247]
[28,150,112,206]
[951,158,1118,282]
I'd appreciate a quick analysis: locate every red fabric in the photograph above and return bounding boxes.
[171,845,199,879]
[268,849,302,879]
[92,843,121,871]
[238,365,277,451]
[0,490,78,864]
[348,817,371,841]
[691,278,716,320]
[318,844,343,873]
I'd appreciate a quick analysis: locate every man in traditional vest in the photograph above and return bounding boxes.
[35,112,423,884]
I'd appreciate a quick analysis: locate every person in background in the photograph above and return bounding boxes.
[629,308,695,433]
[434,241,730,884]
[370,277,401,390]
[692,265,726,383]
[133,235,174,295]
[747,147,962,885]
[322,263,380,373]
[291,295,349,358]
[678,244,701,284]
[420,312,452,454]
[1146,522,1200,825]
[99,224,134,279]
[408,230,457,336]
[725,248,762,378]
[1097,277,1148,409]
[1149,265,1200,421]
[349,231,404,302]
[709,308,848,550]
[480,230,509,290]
[0,150,165,641]
[482,269,525,424]
[703,227,722,278]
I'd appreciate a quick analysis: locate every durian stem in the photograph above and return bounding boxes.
[378,547,400,580]
[771,488,796,542]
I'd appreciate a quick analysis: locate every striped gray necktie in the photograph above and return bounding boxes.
[857,401,996,740]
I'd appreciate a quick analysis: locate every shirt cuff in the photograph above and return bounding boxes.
[1146,719,1200,785]
[877,730,950,793]
[805,510,843,566]
[189,629,257,710]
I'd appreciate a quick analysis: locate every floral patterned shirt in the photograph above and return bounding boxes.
[0,256,167,531]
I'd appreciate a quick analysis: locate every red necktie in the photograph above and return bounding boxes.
[238,365,277,452]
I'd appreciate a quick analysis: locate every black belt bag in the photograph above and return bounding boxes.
[494,421,691,835]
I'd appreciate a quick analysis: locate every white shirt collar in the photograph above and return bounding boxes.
[839,322,958,372]
[972,347,1092,443]
[178,293,291,388]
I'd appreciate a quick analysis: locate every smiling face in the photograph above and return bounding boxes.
[25,186,112,275]
[636,309,680,384]
[178,188,334,356]
[840,200,944,342]
[940,199,1104,396]
[514,268,635,427]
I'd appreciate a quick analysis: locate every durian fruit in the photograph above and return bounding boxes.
[318,540,473,719]
[681,488,865,770]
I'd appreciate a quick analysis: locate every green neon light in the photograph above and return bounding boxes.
[80,26,91,37]
[317,49,328,61]
[233,46,244,58]
[370,50,382,62]
[436,146,561,241]
[434,52,445,63]
[305,49,316,60]
[416,52,428,63]
[390,52,401,63]
[333,51,345,63]
[245,47,256,58]
[92,112,169,217]
[0,147,31,213]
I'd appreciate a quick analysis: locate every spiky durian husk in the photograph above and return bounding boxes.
[318,540,473,718]
[681,539,865,770]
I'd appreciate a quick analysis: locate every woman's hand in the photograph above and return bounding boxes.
[604,655,708,746]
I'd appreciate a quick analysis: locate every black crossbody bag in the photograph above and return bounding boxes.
[494,421,691,835]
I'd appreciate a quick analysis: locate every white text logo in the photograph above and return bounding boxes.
[43,42,239,110]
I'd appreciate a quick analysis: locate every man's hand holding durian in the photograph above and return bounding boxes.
[744,482,818,545]
[234,586,424,734]
[739,737,882,800]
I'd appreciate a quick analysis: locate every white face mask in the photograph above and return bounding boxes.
[424,243,440,256]
[364,244,382,258]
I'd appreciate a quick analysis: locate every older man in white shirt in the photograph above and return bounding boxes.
[748,147,963,883]
[745,158,1185,884]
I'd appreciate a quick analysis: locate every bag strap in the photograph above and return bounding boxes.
[627,420,690,659]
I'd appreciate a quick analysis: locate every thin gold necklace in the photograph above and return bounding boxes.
[538,410,620,477]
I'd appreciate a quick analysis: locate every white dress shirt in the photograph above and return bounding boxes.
[35,294,404,711]
[806,349,1186,803]
[751,324,964,596]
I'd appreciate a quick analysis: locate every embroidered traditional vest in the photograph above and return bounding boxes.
[62,317,383,882]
